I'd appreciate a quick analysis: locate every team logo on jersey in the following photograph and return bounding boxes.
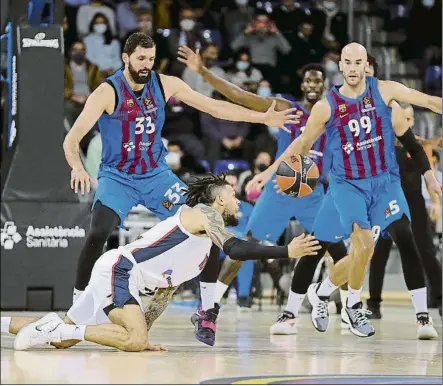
[385,208,391,218]
[127,99,134,107]
[162,200,174,211]
[144,98,153,108]
[339,104,347,113]
[342,142,354,155]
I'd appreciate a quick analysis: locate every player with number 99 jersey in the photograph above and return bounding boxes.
[94,69,188,226]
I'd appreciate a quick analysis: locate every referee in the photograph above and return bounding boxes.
[367,103,442,318]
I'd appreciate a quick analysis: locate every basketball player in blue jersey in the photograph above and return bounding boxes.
[63,32,300,343]
[178,46,348,326]
[249,42,442,337]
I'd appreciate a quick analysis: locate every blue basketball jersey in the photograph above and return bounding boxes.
[98,70,167,174]
[275,101,331,179]
[324,76,396,180]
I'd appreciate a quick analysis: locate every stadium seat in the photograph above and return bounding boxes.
[199,159,211,172]
[214,160,249,174]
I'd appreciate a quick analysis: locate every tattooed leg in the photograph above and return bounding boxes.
[144,287,179,332]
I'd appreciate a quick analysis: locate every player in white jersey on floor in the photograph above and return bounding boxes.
[1,174,320,352]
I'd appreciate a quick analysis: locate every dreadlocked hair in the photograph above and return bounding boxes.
[184,173,229,207]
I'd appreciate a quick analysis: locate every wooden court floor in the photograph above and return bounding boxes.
[1,305,441,384]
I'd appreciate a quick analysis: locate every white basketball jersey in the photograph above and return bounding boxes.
[122,205,213,289]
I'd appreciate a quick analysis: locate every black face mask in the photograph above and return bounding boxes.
[204,58,216,68]
[255,163,268,172]
[71,53,86,64]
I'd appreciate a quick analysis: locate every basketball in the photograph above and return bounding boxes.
[275,154,319,198]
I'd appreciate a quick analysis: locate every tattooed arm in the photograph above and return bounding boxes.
[198,205,320,260]
[144,286,178,332]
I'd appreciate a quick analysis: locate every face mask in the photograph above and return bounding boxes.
[236,61,249,71]
[204,58,216,67]
[180,19,195,31]
[323,1,337,10]
[325,60,338,72]
[165,151,181,167]
[236,0,248,5]
[255,163,268,172]
[72,53,86,64]
[257,86,271,97]
[93,24,107,34]
[268,126,279,136]
[139,20,152,31]
[422,0,435,7]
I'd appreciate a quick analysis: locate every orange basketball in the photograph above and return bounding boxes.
[276,154,319,198]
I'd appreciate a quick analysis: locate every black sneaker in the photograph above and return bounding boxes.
[237,296,252,312]
[194,304,220,346]
[366,299,382,320]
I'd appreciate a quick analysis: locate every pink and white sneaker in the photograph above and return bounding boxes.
[270,310,298,335]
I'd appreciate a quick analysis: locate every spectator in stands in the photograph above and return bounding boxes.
[63,15,77,55]
[223,0,255,43]
[323,51,343,88]
[123,8,170,73]
[423,149,443,212]
[182,43,225,97]
[238,151,273,200]
[272,0,305,41]
[76,0,117,39]
[162,95,205,160]
[231,14,291,88]
[227,49,263,88]
[64,41,103,130]
[193,4,219,30]
[165,140,207,183]
[167,7,209,77]
[84,13,123,76]
[311,0,348,51]
[116,0,152,39]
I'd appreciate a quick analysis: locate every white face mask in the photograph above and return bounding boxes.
[422,0,435,7]
[180,19,195,31]
[325,60,338,72]
[257,86,271,97]
[236,0,248,6]
[93,23,107,34]
[165,151,181,167]
[323,1,337,10]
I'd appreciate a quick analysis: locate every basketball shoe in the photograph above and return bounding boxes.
[270,310,298,335]
[416,313,438,340]
[307,283,330,332]
[14,313,63,350]
[341,302,375,337]
[191,304,220,346]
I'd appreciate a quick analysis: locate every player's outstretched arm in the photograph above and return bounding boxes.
[392,102,442,198]
[144,286,178,332]
[198,206,320,260]
[63,83,114,194]
[247,99,331,192]
[177,45,291,112]
[160,74,299,132]
[380,80,442,114]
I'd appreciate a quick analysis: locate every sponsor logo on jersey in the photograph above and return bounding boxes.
[342,142,354,154]
[162,200,174,211]
[123,141,135,152]
[139,141,152,151]
[22,33,59,49]
[356,136,382,150]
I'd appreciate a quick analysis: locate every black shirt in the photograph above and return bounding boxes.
[395,145,422,194]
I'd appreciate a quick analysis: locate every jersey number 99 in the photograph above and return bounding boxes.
[348,116,371,137]
[135,116,156,135]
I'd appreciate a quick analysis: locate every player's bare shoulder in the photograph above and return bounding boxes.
[89,82,116,114]
[158,74,181,101]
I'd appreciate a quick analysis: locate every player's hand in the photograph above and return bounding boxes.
[70,168,96,195]
[246,169,274,193]
[177,45,203,73]
[145,342,168,351]
[424,170,442,199]
[263,100,302,133]
[288,234,321,258]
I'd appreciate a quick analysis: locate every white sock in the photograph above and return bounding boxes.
[1,317,11,333]
[200,282,216,311]
[72,288,84,304]
[285,291,305,316]
[58,324,86,341]
[316,277,338,297]
[347,286,362,307]
[409,287,428,314]
[340,289,349,306]
[215,281,229,304]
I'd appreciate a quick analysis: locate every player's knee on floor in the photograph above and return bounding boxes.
[122,334,149,352]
